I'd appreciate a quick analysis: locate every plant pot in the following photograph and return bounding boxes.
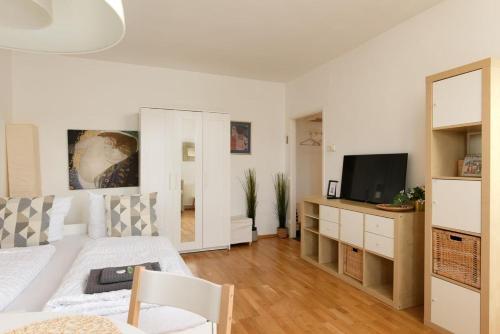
[277,227,288,239]
[415,200,425,212]
[252,229,258,242]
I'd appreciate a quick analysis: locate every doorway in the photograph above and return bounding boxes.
[289,112,324,239]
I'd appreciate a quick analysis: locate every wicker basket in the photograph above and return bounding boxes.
[343,245,363,282]
[432,228,481,289]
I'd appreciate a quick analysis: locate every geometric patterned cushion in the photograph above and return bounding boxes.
[104,193,159,237]
[0,196,55,249]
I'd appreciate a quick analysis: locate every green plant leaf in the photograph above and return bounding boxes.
[240,168,258,229]
[273,172,289,229]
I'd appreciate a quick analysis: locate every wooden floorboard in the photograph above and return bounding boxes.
[182,238,437,334]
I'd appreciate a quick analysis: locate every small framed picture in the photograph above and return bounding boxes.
[327,180,338,199]
[462,154,482,177]
[231,121,251,154]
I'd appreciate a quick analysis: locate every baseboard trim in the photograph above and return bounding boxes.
[258,233,278,239]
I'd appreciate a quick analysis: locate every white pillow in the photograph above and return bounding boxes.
[88,192,106,239]
[48,197,73,242]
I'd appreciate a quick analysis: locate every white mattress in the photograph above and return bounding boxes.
[0,244,55,311]
[44,236,206,334]
[4,234,88,312]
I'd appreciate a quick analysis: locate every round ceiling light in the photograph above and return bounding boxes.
[0,0,125,54]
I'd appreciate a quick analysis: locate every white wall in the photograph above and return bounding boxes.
[0,50,11,197]
[286,0,500,191]
[11,53,285,235]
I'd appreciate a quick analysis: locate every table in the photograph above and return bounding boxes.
[0,312,146,334]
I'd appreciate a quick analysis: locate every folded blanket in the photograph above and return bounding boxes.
[85,262,161,294]
[100,262,160,284]
[45,236,192,317]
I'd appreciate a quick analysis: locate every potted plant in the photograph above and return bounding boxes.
[408,186,425,211]
[391,186,425,211]
[392,190,411,207]
[273,172,289,239]
[241,168,258,241]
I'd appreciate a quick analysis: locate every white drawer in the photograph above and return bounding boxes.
[365,232,394,259]
[319,220,339,239]
[340,210,363,248]
[432,179,481,234]
[319,206,339,223]
[365,215,394,238]
[431,277,480,334]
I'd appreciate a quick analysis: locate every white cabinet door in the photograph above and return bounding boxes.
[432,179,481,234]
[340,210,363,248]
[431,277,480,334]
[202,112,230,249]
[319,206,339,223]
[432,70,482,128]
[139,108,175,238]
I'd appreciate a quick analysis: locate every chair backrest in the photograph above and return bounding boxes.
[127,266,234,334]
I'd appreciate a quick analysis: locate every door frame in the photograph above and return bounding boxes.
[288,111,325,238]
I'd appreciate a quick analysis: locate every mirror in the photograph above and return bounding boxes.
[181,117,197,244]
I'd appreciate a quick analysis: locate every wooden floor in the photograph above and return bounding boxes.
[182,238,437,334]
[181,209,195,243]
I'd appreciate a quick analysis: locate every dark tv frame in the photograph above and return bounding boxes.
[340,153,408,204]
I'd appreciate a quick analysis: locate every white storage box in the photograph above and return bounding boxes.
[231,216,252,245]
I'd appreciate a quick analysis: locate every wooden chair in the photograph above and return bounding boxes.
[127,266,234,334]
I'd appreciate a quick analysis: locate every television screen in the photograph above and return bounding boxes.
[340,154,408,204]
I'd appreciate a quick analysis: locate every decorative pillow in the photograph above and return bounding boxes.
[48,196,73,242]
[104,193,159,237]
[0,196,55,249]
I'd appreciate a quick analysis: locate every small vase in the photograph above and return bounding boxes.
[415,200,425,212]
[252,229,258,242]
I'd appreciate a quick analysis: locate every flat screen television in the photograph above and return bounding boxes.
[340,153,408,204]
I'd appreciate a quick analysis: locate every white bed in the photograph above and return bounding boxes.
[44,236,208,334]
[0,244,55,312]
[3,234,88,312]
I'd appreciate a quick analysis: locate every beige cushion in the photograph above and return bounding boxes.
[104,193,159,237]
[0,196,54,249]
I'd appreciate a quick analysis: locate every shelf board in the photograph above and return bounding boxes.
[431,273,480,293]
[304,214,319,220]
[319,233,339,241]
[340,273,363,287]
[364,249,394,262]
[431,225,481,237]
[304,226,319,234]
[304,254,319,263]
[432,122,481,132]
[366,283,394,300]
[320,261,338,273]
[432,176,481,181]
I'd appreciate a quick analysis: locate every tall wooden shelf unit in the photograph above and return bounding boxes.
[425,58,500,334]
[301,197,424,310]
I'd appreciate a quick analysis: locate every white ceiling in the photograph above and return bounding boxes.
[79,0,442,82]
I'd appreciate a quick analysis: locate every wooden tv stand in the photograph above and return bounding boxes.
[300,196,424,310]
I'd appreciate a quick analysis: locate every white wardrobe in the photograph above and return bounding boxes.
[140,108,230,252]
